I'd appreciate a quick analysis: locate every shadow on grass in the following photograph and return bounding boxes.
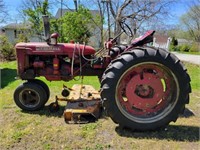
[1,68,17,88]
[21,105,199,142]
[22,105,66,118]
[115,124,199,142]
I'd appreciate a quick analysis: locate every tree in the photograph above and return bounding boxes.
[108,0,175,42]
[21,0,51,40]
[169,36,178,51]
[0,0,7,23]
[180,0,200,42]
[58,0,104,46]
[82,0,105,46]
[91,0,105,47]
[61,5,94,43]
[0,35,15,60]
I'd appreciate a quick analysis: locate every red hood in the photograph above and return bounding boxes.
[15,42,96,56]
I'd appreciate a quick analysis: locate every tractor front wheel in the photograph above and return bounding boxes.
[28,79,50,102]
[101,47,191,131]
[14,82,47,111]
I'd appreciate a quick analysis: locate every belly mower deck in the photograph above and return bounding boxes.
[50,85,102,123]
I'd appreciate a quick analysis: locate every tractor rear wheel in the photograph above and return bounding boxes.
[14,82,47,111]
[101,47,191,131]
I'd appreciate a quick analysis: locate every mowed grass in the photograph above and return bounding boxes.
[0,61,199,150]
[179,51,200,55]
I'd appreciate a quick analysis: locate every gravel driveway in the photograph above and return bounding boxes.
[172,52,200,65]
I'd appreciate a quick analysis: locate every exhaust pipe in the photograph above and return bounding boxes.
[42,15,50,43]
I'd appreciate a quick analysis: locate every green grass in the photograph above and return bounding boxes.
[179,51,200,55]
[0,61,100,109]
[184,62,200,91]
[0,61,200,150]
[0,61,100,89]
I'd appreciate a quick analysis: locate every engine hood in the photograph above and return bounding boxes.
[15,42,96,56]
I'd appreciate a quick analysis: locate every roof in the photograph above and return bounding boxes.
[154,34,170,44]
[2,23,31,30]
[55,8,99,19]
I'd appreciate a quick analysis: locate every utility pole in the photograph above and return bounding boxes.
[106,0,110,39]
[101,0,111,39]
[60,0,63,42]
[74,0,78,12]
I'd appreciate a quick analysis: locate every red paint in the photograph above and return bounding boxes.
[125,30,155,51]
[15,42,96,57]
[33,61,45,68]
[117,64,173,116]
[125,73,164,110]
[51,33,59,38]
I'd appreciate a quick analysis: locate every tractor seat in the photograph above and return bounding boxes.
[131,30,155,47]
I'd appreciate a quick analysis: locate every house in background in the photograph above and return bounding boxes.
[152,33,193,51]
[177,38,193,45]
[153,34,171,50]
[1,23,41,44]
[1,8,101,47]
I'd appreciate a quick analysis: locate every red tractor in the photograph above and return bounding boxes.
[14,16,191,130]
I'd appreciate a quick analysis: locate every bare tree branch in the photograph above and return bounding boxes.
[181,0,200,42]
[108,0,176,41]
[0,0,7,23]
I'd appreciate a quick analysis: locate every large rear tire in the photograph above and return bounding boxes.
[14,82,47,111]
[101,47,191,131]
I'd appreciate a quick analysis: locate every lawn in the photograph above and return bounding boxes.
[0,61,199,150]
[179,51,200,55]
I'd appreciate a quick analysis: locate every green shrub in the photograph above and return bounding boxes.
[189,43,200,52]
[179,44,191,52]
[169,45,180,51]
[169,44,174,51]
[171,37,178,46]
[15,34,29,43]
[176,45,182,51]
[0,35,15,60]
[169,37,178,51]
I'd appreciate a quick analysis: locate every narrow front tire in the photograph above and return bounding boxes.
[14,82,47,111]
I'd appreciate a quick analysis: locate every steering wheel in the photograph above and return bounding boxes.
[119,19,133,37]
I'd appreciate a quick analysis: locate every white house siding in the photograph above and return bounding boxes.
[29,35,43,42]
[5,29,15,43]
[4,28,41,43]
[153,43,169,49]
[177,39,193,45]
[153,37,171,51]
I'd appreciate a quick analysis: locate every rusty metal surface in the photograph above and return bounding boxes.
[61,85,101,123]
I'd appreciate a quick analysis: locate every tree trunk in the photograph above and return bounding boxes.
[115,19,121,44]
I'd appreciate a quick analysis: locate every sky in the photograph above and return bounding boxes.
[2,0,192,26]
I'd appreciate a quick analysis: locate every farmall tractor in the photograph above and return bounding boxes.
[14,16,191,131]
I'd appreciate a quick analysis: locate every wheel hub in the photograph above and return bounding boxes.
[126,73,164,110]
[20,89,40,108]
[135,84,154,98]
